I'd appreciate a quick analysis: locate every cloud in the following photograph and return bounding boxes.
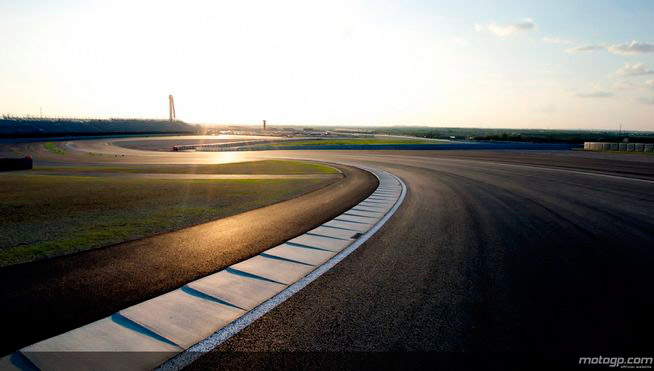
[542,36,573,45]
[576,91,614,98]
[612,80,638,90]
[637,97,654,105]
[565,44,605,53]
[608,41,654,55]
[613,79,654,91]
[476,18,535,37]
[615,62,654,76]
[564,40,654,55]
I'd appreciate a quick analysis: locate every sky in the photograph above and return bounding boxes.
[1,0,653,129]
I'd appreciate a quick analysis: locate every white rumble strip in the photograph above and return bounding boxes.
[1,167,406,371]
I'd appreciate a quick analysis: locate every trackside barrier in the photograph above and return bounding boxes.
[584,142,653,153]
[0,156,32,171]
[185,143,574,152]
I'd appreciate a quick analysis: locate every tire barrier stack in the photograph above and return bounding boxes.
[584,142,654,153]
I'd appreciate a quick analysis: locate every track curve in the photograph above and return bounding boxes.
[5,138,654,367]
[182,150,654,365]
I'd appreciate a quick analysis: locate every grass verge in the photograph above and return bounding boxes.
[34,160,339,174]
[43,142,65,155]
[0,173,338,266]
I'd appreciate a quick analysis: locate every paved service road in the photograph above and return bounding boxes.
[185,150,653,367]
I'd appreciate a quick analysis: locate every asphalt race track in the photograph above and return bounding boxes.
[187,150,654,368]
[3,139,654,368]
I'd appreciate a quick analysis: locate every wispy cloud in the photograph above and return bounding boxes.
[637,97,654,105]
[615,62,654,76]
[608,41,654,55]
[565,44,605,53]
[576,85,614,98]
[612,80,638,90]
[565,40,654,55]
[576,91,613,98]
[542,36,573,45]
[613,79,654,91]
[475,18,535,37]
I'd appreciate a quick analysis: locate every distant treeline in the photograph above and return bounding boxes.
[0,118,197,138]
[371,127,654,144]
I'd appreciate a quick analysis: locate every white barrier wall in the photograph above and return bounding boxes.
[584,142,653,152]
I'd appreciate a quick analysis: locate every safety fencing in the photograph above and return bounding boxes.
[584,142,654,152]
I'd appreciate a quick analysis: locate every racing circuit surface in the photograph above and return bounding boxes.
[2,137,653,367]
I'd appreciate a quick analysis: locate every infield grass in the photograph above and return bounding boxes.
[34,160,339,175]
[0,163,338,266]
[43,142,65,155]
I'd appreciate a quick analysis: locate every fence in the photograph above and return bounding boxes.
[583,142,654,152]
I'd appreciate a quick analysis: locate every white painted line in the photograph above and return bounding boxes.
[441,156,654,184]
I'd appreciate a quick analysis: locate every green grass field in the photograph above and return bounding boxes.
[0,160,339,266]
[43,142,65,155]
[263,138,435,147]
[34,160,339,174]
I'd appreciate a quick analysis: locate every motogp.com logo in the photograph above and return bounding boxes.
[579,356,653,369]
